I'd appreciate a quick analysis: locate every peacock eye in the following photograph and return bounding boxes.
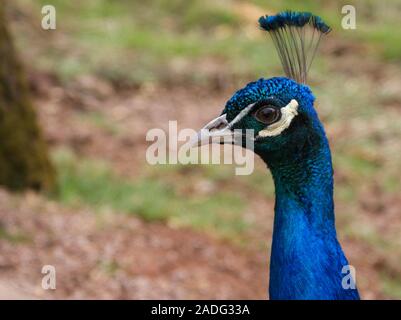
[253,105,281,125]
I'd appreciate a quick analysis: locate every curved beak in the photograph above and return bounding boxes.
[191,114,238,147]
[191,103,257,148]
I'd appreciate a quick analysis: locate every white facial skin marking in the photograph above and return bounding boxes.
[193,99,299,147]
[258,99,299,137]
[228,102,255,128]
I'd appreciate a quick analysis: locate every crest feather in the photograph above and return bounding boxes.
[259,11,331,84]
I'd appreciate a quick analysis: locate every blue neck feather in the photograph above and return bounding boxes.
[259,121,360,300]
[224,77,360,299]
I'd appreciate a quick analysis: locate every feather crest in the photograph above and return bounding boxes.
[259,11,331,84]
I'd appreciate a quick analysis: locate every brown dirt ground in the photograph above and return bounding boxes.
[2,29,401,299]
[0,189,267,299]
[1,0,400,301]
[1,76,274,299]
[0,68,399,299]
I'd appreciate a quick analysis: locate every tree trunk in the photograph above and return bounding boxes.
[0,3,55,191]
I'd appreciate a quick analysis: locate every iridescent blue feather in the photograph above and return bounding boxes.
[258,11,331,83]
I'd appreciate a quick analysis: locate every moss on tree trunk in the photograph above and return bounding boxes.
[0,3,55,191]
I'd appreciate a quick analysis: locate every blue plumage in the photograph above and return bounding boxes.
[258,11,331,34]
[195,11,360,299]
[226,77,360,300]
[258,11,331,84]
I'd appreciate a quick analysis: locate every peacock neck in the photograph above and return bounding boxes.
[259,136,358,299]
[269,141,335,231]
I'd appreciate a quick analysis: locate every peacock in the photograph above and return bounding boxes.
[192,11,360,300]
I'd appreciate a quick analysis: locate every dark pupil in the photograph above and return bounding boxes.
[255,107,279,124]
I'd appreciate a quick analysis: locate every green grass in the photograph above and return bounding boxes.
[334,151,379,178]
[259,0,401,62]
[347,0,401,61]
[13,0,400,87]
[0,227,31,244]
[52,148,249,239]
[97,260,121,276]
[381,274,401,299]
[16,0,259,84]
[144,162,276,199]
[76,112,120,135]
[356,23,401,62]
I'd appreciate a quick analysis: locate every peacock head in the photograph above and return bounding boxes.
[193,11,331,167]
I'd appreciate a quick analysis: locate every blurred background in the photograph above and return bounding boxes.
[0,0,400,299]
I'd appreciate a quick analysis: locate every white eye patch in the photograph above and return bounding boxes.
[228,102,256,128]
[258,99,299,137]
